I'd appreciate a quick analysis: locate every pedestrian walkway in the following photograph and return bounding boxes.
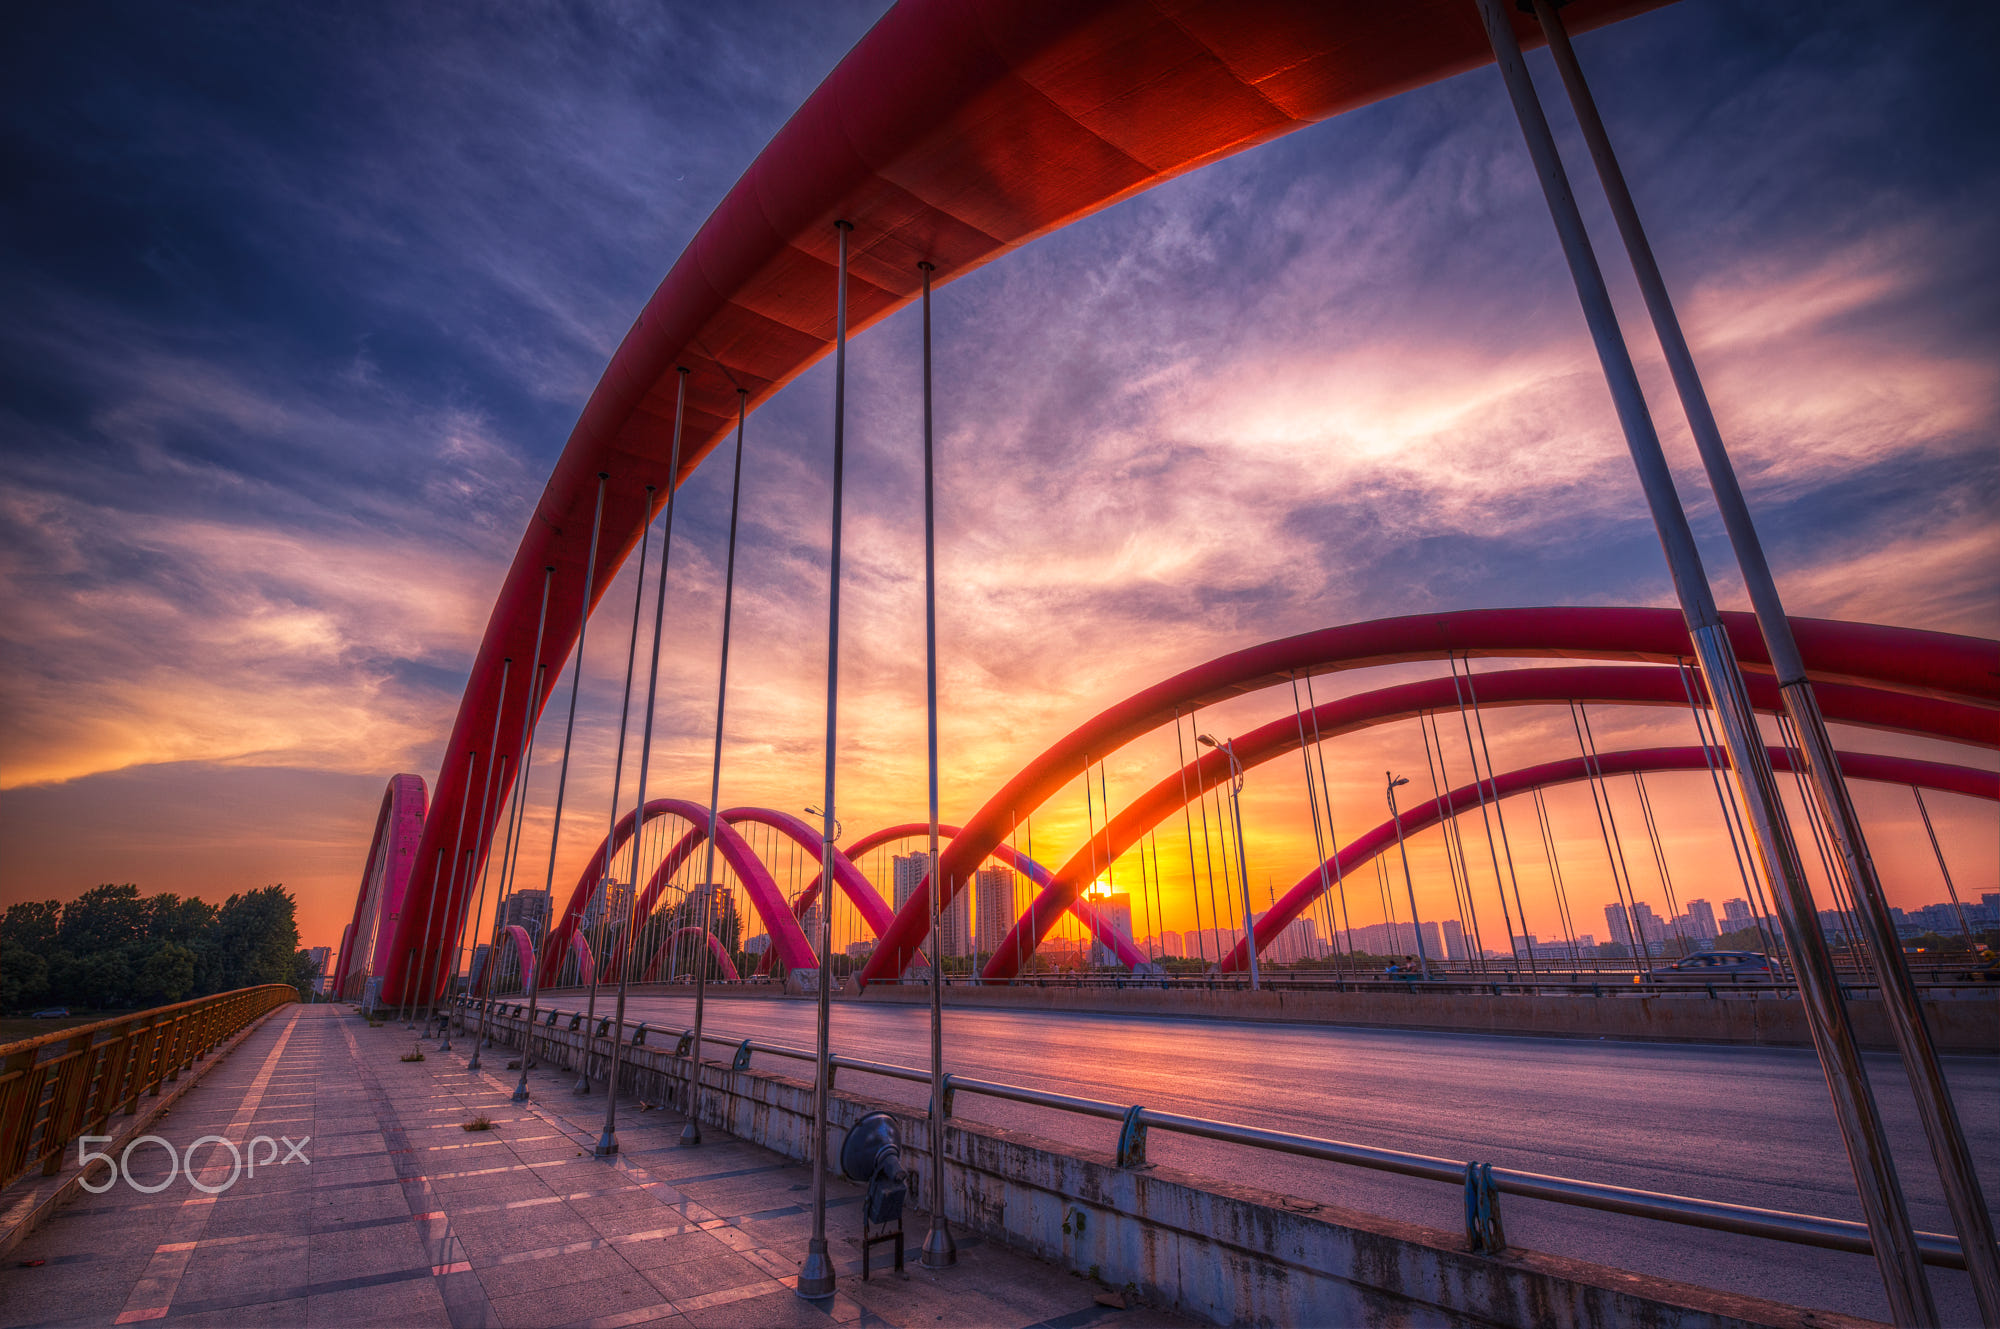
[0,1005,1186,1329]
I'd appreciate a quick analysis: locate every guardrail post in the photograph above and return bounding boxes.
[1116,1105,1149,1168]
[1464,1161,1506,1254]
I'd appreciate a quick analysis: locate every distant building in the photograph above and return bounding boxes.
[1630,902,1665,953]
[1088,893,1136,966]
[501,889,551,943]
[1684,900,1719,943]
[1254,911,1320,963]
[894,851,971,956]
[307,945,332,993]
[1721,898,1755,932]
[974,866,1016,956]
[1604,903,1635,952]
[1441,918,1468,963]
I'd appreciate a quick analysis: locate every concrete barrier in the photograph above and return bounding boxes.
[466,1005,1871,1329]
[848,981,1998,1053]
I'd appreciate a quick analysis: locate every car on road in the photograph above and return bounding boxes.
[1650,952,1775,984]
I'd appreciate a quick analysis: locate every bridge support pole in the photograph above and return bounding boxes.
[598,370,689,1158]
[1527,3,2000,1316]
[686,388,752,1150]
[1473,2,1936,1321]
[917,260,958,1270]
[798,219,853,1303]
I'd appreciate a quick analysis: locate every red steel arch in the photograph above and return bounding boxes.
[641,928,742,984]
[373,0,1677,1005]
[863,611,2000,987]
[335,773,427,1001]
[976,663,1997,981]
[540,804,888,987]
[1212,747,2000,976]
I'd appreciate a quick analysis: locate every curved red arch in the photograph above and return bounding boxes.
[862,612,2000,988]
[975,663,1997,982]
[494,924,537,995]
[1210,747,2000,976]
[641,927,741,984]
[538,800,815,985]
[335,773,427,1001]
[723,806,894,937]
[374,0,1683,1005]
[809,824,1153,973]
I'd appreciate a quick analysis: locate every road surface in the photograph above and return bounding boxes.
[588,992,1997,1323]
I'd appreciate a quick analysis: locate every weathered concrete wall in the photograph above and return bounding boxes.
[465,1006,1871,1329]
[847,982,1998,1053]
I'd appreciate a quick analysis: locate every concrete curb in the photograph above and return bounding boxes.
[0,1002,294,1259]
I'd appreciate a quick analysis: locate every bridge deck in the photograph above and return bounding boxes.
[0,1005,1182,1329]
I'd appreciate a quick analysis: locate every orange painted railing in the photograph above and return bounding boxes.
[0,985,296,1190]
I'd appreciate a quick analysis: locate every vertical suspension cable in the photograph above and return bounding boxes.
[1289,673,1342,978]
[1572,703,1652,973]
[685,390,750,1145]
[1301,672,1356,966]
[1631,772,1691,956]
[1912,788,1977,954]
[1677,659,1780,961]
[1777,708,1871,980]
[1532,787,1586,968]
[517,475,608,1097]
[1455,658,1538,974]
[584,486,653,1039]
[1173,711,1210,967]
[596,365,687,1155]
[1419,710,1483,973]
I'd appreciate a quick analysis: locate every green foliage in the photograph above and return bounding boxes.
[0,883,304,1015]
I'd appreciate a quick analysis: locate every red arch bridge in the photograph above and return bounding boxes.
[320,0,2000,1315]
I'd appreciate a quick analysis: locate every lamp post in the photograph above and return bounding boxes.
[1198,734,1259,991]
[1386,774,1431,980]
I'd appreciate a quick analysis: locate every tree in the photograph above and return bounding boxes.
[133,940,198,1006]
[0,940,49,1010]
[56,884,145,956]
[206,886,301,991]
[1,900,62,951]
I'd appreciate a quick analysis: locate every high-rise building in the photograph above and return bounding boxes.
[307,945,332,993]
[1088,893,1136,966]
[501,889,552,943]
[1721,898,1754,931]
[1684,899,1719,944]
[1441,918,1467,963]
[1604,902,1634,952]
[895,852,971,957]
[1629,901,1664,953]
[974,865,1016,956]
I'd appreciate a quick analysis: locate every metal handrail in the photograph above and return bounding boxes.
[467,997,1974,1271]
[0,984,297,1191]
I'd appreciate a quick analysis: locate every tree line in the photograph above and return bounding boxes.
[0,883,319,1013]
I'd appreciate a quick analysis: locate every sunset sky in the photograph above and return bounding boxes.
[2,0,1994,959]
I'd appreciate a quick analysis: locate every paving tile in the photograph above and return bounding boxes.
[162,1294,309,1326]
[305,1274,449,1326]
[639,1248,771,1302]
[486,1267,667,1328]
[616,1230,737,1272]
[677,1288,838,1329]
[476,1244,636,1300]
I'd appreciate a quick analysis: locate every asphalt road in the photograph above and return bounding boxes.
[599,992,1997,1324]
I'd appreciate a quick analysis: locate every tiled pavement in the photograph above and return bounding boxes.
[0,1005,1188,1329]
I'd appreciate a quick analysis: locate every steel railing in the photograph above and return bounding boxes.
[461,995,1976,1271]
[0,985,296,1191]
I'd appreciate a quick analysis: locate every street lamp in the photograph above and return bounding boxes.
[1385,773,1432,979]
[1198,734,1260,991]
